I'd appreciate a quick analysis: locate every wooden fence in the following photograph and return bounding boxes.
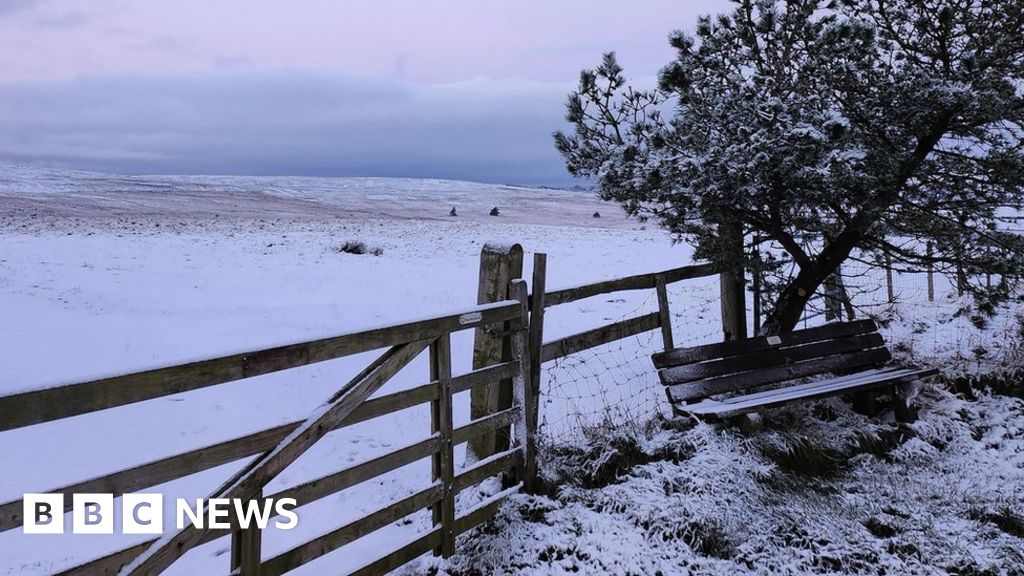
[0,282,535,576]
[522,252,716,435]
[1,244,718,575]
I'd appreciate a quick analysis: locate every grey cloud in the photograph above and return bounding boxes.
[33,9,91,28]
[0,72,577,185]
[0,0,39,16]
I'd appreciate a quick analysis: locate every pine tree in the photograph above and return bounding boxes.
[555,0,1024,334]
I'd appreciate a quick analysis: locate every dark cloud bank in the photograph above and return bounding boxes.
[0,72,579,185]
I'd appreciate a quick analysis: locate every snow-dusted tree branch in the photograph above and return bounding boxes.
[555,0,1024,334]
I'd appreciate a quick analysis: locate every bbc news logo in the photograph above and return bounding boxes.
[23,494,298,534]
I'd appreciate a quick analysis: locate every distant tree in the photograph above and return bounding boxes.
[450,206,458,217]
[555,0,1024,334]
[490,207,500,216]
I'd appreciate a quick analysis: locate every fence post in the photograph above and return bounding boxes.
[230,493,262,576]
[527,253,546,440]
[885,250,895,304]
[655,274,674,351]
[429,334,455,557]
[824,273,841,321]
[719,220,747,341]
[751,246,762,335]
[926,242,935,302]
[509,279,536,492]
[469,243,523,462]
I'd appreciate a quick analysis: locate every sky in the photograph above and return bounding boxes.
[0,0,732,185]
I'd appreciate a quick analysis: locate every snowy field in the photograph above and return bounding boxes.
[1,166,1021,575]
[0,166,701,574]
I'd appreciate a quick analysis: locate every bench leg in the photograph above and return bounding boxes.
[852,390,877,416]
[892,383,917,423]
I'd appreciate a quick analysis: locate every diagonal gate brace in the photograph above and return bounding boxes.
[119,338,432,576]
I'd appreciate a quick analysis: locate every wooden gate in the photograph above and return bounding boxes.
[0,281,535,576]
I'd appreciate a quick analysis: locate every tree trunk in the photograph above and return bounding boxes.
[761,229,863,334]
[760,265,827,334]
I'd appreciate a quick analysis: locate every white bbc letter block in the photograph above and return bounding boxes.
[73,494,114,534]
[123,494,163,535]
[23,494,64,534]
[207,498,231,529]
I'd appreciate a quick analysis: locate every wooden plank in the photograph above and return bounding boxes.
[0,301,519,432]
[0,381,442,534]
[54,542,155,576]
[53,520,235,576]
[542,312,661,363]
[527,253,546,443]
[510,279,536,489]
[452,406,520,446]
[429,334,456,557]
[122,340,430,576]
[230,490,262,576]
[345,382,437,426]
[268,435,441,509]
[684,368,939,417]
[453,483,522,536]
[260,484,443,576]
[659,333,885,386]
[653,319,878,369]
[713,367,905,405]
[1,422,288,534]
[469,243,523,462]
[453,448,522,493]
[667,348,892,403]
[655,274,674,351]
[346,529,443,576]
[52,437,443,575]
[451,361,518,394]
[542,263,715,307]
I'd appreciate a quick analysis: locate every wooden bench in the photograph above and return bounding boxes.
[652,320,937,419]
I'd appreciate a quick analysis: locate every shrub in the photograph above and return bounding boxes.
[334,240,383,256]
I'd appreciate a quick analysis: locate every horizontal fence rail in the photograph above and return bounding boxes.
[0,301,521,432]
[541,312,662,363]
[534,261,716,365]
[539,262,715,308]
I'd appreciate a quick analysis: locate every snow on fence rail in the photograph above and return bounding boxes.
[0,285,536,576]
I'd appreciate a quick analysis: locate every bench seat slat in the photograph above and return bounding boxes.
[653,319,878,369]
[714,367,907,405]
[667,347,892,403]
[681,367,939,417]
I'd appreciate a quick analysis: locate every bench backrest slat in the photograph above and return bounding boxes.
[659,332,884,386]
[652,319,878,369]
[656,320,891,404]
[666,347,892,403]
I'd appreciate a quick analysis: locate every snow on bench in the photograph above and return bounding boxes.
[652,320,938,419]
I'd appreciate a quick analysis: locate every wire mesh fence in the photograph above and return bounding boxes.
[533,261,1021,446]
[799,258,1023,376]
[536,275,722,445]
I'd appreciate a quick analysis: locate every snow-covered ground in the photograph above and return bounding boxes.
[0,166,700,574]
[0,166,1020,575]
